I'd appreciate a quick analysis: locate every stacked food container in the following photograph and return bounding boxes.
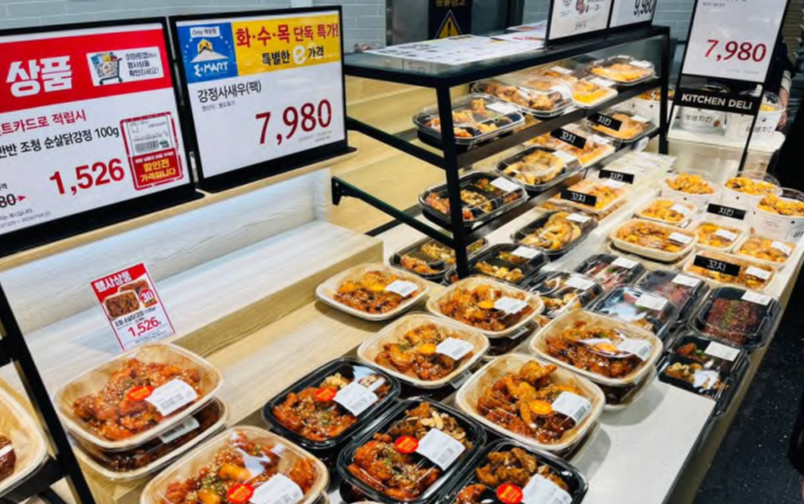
[0,384,47,495]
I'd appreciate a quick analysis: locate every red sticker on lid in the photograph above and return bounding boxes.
[227,483,254,504]
[497,483,524,504]
[394,436,419,454]
[314,387,337,402]
[139,287,158,308]
[126,385,153,402]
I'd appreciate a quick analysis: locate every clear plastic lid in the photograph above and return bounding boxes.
[530,124,618,168]
[664,172,717,196]
[443,439,588,504]
[511,210,598,256]
[637,270,708,321]
[420,172,527,229]
[525,63,581,85]
[473,77,573,117]
[391,238,489,280]
[723,172,782,197]
[529,271,603,318]
[733,234,795,266]
[758,188,804,217]
[586,109,658,143]
[572,76,619,108]
[574,253,646,292]
[464,244,549,286]
[454,355,604,453]
[692,287,780,350]
[658,355,741,411]
[587,55,656,85]
[496,146,583,193]
[483,319,547,361]
[636,86,675,101]
[694,221,744,251]
[413,93,525,145]
[589,286,678,340]
[611,219,696,262]
[635,198,696,227]
[683,251,777,292]
[597,366,656,409]
[263,358,401,450]
[667,333,747,374]
[550,178,629,215]
[531,309,663,387]
[337,399,486,504]
[143,427,328,504]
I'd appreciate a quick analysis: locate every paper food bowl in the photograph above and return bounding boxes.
[610,219,696,262]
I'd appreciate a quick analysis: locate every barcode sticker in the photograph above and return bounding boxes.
[672,274,701,288]
[602,179,626,189]
[692,369,722,390]
[551,392,592,425]
[146,379,198,416]
[567,213,591,223]
[635,293,668,311]
[631,115,650,123]
[436,338,475,361]
[745,266,771,280]
[772,241,792,256]
[553,150,577,163]
[632,60,652,68]
[566,275,595,290]
[492,177,522,193]
[742,290,772,305]
[592,134,611,145]
[251,474,304,504]
[450,371,472,389]
[715,229,738,241]
[670,204,692,216]
[134,140,161,155]
[617,338,652,361]
[669,232,693,245]
[386,280,419,297]
[512,246,540,260]
[416,428,466,469]
[590,77,615,88]
[494,297,529,314]
[612,257,638,269]
[159,417,201,444]
[704,342,741,362]
[522,474,573,504]
[551,66,573,75]
[488,102,518,114]
[334,382,378,416]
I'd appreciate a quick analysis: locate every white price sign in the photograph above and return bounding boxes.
[175,11,346,180]
[683,0,788,82]
[548,0,613,40]
[0,23,190,239]
[610,0,658,28]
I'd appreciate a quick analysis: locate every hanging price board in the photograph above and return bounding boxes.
[0,20,194,255]
[682,0,788,82]
[547,0,613,41]
[609,0,657,28]
[172,7,349,190]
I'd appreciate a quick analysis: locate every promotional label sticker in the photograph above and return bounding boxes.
[494,297,529,314]
[436,338,475,361]
[512,246,541,259]
[704,341,741,362]
[551,391,592,425]
[612,257,638,269]
[742,290,772,305]
[145,379,198,416]
[385,280,419,297]
[251,474,304,504]
[159,416,201,444]
[415,428,466,469]
[334,382,378,416]
[672,274,701,288]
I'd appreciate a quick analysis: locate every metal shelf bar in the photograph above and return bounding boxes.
[346,117,446,169]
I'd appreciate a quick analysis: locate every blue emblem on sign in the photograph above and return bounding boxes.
[177,23,238,83]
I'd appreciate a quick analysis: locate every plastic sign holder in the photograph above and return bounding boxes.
[546,0,614,44]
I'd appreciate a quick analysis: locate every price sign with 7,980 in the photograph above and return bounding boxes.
[683,0,787,82]
[174,9,346,182]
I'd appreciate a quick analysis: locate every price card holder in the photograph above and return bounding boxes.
[545,0,614,44]
[170,7,351,192]
[0,18,200,257]
[609,0,658,30]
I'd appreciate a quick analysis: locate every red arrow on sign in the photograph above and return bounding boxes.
[18,195,25,202]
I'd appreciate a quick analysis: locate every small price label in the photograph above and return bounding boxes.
[416,428,466,469]
[385,280,419,297]
[707,203,747,221]
[632,60,653,68]
[334,382,378,416]
[550,66,574,75]
[669,232,693,245]
[251,474,304,504]
[771,241,792,256]
[436,338,475,361]
[635,293,668,311]
[714,228,739,241]
[567,213,592,223]
[742,290,772,305]
[590,77,615,88]
[159,417,201,444]
[566,275,595,290]
[617,338,653,361]
[631,114,650,123]
[693,255,741,277]
[551,128,587,149]
[670,204,693,217]
[601,178,626,189]
[704,341,741,362]
[522,475,573,504]
[745,266,772,280]
[672,274,701,288]
[491,177,522,193]
[599,169,635,184]
[551,391,592,424]
[590,112,623,131]
[561,189,597,208]
[494,297,529,314]
[512,246,541,259]
[612,257,638,269]
[145,379,198,416]
[552,150,578,163]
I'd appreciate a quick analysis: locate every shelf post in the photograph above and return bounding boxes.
[659,30,670,155]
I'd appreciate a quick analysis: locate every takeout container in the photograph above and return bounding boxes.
[589,286,678,340]
[724,91,784,143]
[661,172,719,210]
[607,241,693,271]
[586,108,658,144]
[572,76,619,108]
[427,277,543,338]
[316,263,430,321]
[263,358,401,451]
[634,198,696,228]
[337,398,486,504]
[677,83,730,134]
[693,221,744,252]
[530,310,664,388]
[55,343,223,452]
[390,237,488,282]
[472,76,573,118]
[720,172,782,208]
[455,354,604,454]
[357,314,489,389]
[0,384,47,496]
[587,55,656,85]
[142,427,329,504]
[442,438,588,504]
[751,188,804,242]
[690,287,780,351]
[574,253,646,292]
[74,398,228,482]
[550,178,629,215]
[632,86,675,124]
[496,145,584,193]
[732,234,795,268]
[599,366,657,411]
[637,269,709,325]
[529,271,603,319]
[682,251,778,292]
[460,243,548,286]
[512,210,598,258]
[610,219,696,262]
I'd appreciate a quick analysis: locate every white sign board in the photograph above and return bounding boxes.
[610,0,658,28]
[548,0,613,40]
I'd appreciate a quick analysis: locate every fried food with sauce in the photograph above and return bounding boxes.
[438,284,534,332]
[375,323,474,381]
[335,270,419,314]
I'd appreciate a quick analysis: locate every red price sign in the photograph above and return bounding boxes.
[255,99,333,146]
[704,39,768,64]
[49,158,125,196]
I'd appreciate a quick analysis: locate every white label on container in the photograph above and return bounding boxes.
[692,370,722,390]
[551,66,574,75]
[512,246,541,259]
[159,417,201,444]
[522,474,573,504]
[617,338,652,361]
[602,179,626,189]
[632,60,652,68]
[491,177,522,193]
[415,428,466,470]
[494,297,529,314]
[334,382,378,416]
[672,274,701,288]
[635,293,668,311]
[633,137,649,152]
[772,241,792,256]
[146,379,198,416]
[567,213,592,223]
[450,371,472,389]
[612,257,638,269]
[669,232,693,245]
[551,392,592,425]
[715,229,738,241]
[742,290,772,305]
[670,204,693,216]
[631,115,650,123]
[385,280,419,297]
[592,134,611,145]
[590,77,615,88]
[487,102,518,114]
[553,150,578,163]
[436,338,475,361]
[745,266,771,280]
[566,275,595,290]
[704,342,741,362]
[251,474,304,504]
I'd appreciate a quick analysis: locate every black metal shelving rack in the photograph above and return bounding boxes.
[333,25,672,278]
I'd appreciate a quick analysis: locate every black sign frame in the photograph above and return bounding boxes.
[0,18,201,258]
[169,6,353,193]
[606,0,659,33]
[545,0,615,45]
